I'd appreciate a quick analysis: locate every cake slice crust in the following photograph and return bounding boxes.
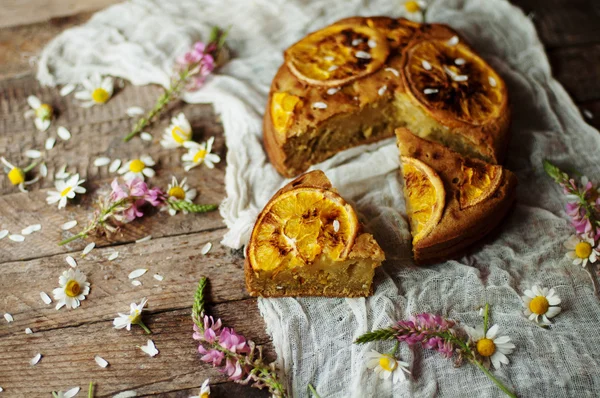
[245,171,384,297]
[396,128,517,264]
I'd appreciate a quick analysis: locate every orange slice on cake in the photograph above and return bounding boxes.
[458,161,503,209]
[400,156,445,244]
[284,23,389,87]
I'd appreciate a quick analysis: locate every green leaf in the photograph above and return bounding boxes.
[354,328,397,344]
[543,159,565,182]
[192,277,208,328]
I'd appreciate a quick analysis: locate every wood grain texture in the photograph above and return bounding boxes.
[0,0,121,29]
[0,0,598,396]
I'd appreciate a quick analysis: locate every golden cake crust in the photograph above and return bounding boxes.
[396,128,517,264]
[245,171,385,297]
[265,16,510,177]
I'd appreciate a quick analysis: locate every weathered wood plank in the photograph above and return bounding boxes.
[0,0,121,29]
[548,44,600,103]
[0,304,274,397]
[510,0,600,49]
[0,229,252,336]
[0,13,94,79]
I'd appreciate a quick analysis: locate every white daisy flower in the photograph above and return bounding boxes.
[113,297,151,334]
[465,324,515,369]
[52,387,80,398]
[182,137,220,171]
[52,269,91,310]
[399,0,427,22]
[522,285,562,326]
[365,350,410,384]
[164,176,197,216]
[1,157,39,193]
[46,174,86,209]
[74,73,114,108]
[189,379,211,398]
[24,95,53,131]
[118,155,156,181]
[564,234,599,267]
[161,113,193,148]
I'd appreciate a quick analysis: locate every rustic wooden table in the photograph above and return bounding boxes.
[0,1,598,397]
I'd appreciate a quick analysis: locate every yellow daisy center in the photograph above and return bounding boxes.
[65,280,81,297]
[35,104,53,120]
[92,88,110,104]
[168,186,186,200]
[7,167,25,185]
[404,1,421,13]
[378,355,398,372]
[529,296,549,315]
[575,242,592,259]
[201,393,209,398]
[129,309,141,324]
[476,338,496,357]
[129,159,146,173]
[171,126,188,144]
[193,149,207,163]
[60,186,72,197]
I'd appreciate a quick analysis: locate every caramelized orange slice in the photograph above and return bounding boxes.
[459,161,503,209]
[401,156,445,243]
[404,38,505,125]
[285,24,389,87]
[248,187,359,272]
[271,92,303,134]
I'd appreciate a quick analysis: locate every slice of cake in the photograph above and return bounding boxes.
[264,16,510,178]
[395,128,517,264]
[245,170,384,297]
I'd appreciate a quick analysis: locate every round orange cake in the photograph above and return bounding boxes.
[264,16,510,178]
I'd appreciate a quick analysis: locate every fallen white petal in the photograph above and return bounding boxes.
[109,159,121,173]
[95,355,109,368]
[40,163,48,177]
[57,126,72,141]
[385,67,400,77]
[25,328,33,334]
[140,132,153,141]
[489,76,497,87]
[583,109,593,119]
[113,391,137,398]
[82,242,95,256]
[422,60,432,70]
[377,85,387,96]
[455,58,466,65]
[94,157,111,167]
[326,87,340,95]
[0,386,3,392]
[30,353,42,366]
[40,292,52,305]
[136,235,152,243]
[312,102,327,109]
[153,274,164,281]
[333,219,340,232]
[63,387,80,398]
[66,255,77,268]
[126,106,144,117]
[140,340,159,357]
[131,280,142,286]
[45,137,56,150]
[0,230,8,240]
[128,269,147,279]
[61,220,78,230]
[9,234,25,242]
[60,84,76,96]
[108,252,119,261]
[21,224,41,235]
[201,242,212,255]
[4,313,13,323]
[424,88,439,95]
[355,50,371,59]
[25,149,42,159]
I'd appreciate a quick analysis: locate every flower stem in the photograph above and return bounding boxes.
[123,69,190,142]
[389,340,400,356]
[307,383,321,398]
[471,359,517,398]
[24,160,40,173]
[137,321,152,334]
[88,381,94,398]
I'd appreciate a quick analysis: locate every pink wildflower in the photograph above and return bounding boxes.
[198,345,225,366]
[394,313,456,356]
[222,357,244,381]
[219,327,250,354]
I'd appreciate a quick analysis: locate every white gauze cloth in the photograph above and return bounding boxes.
[38,0,600,396]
